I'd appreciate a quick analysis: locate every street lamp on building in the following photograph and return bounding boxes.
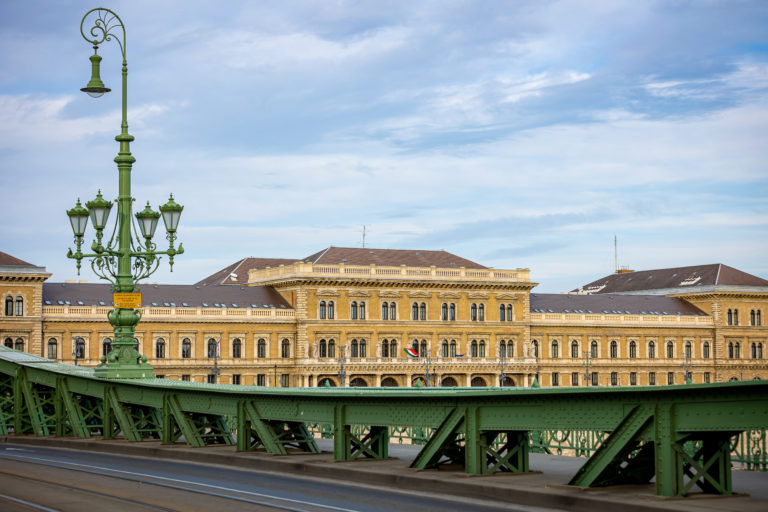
[209,340,221,384]
[67,8,183,379]
[583,349,593,386]
[337,345,347,387]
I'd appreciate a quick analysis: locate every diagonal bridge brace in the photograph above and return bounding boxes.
[103,386,162,442]
[675,432,739,496]
[410,407,531,474]
[569,404,655,488]
[332,405,389,461]
[237,401,319,454]
[162,394,233,447]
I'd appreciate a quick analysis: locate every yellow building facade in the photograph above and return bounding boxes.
[2,248,766,387]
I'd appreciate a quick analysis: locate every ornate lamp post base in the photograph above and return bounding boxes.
[94,362,155,379]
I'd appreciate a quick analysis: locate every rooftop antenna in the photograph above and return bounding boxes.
[361,225,369,248]
[614,234,618,273]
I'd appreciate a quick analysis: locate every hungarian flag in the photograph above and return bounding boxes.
[403,347,419,358]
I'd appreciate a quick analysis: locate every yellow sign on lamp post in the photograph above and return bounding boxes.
[113,293,142,309]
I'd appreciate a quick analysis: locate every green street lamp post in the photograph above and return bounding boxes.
[67,8,184,379]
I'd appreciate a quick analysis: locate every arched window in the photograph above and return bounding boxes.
[703,341,710,358]
[629,340,637,359]
[3,337,12,348]
[319,339,327,358]
[381,339,389,358]
[734,309,739,325]
[207,338,218,358]
[478,304,485,321]
[727,309,733,325]
[442,303,448,321]
[758,310,762,326]
[15,296,23,316]
[390,339,397,357]
[479,340,486,357]
[103,338,112,357]
[591,340,598,358]
[412,302,419,320]
[4,296,12,316]
[281,338,290,358]
[359,301,366,319]
[500,340,507,358]
[257,338,266,358]
[449,303,456,321]
[47,338,57,359]
[506,304,513,321]
[666,341,674,359]
[442,339,449,357]
[351,339,359,358]
[351,301,358,320]
[156,338,165,359]
[232,338,242,358]
[571,340,579,358]
[420,302,426,320]
[648,341,656,359]
[381,302,388,320]
[412,339,419,356]
[734,342,741,359]
[551,340,559,358]
[389,302,396,320]
[14,338,23,351]
[450,339,456,357]
[610,340,617,358]
[327,301,335,319]
[182,338,191,358]
[74,337,85,359]
[359,339,366,358]
[471,340,478,357]
[752,342,758,359]
[499,304,506,321]
[758,343,764,359]
[328,339,335,358]
[420,339,427,357]
[728,342,734,359]
[752,310,757,325]
[684,341,692,359]
[471,303,477,321]
[532,340,539,358]
[319,301,326,319]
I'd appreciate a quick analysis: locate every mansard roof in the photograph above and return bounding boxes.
[43,282,292,309]
[530,293,707,316]
[573,264,768,295]
[196,257,299,286]
[303,246,486,269]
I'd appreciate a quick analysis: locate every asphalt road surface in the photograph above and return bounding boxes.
[0,444,556,512]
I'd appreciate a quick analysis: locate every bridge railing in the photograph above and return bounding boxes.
[1,346,766,498]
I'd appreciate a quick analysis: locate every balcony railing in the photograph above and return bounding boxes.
[248,262,530,284]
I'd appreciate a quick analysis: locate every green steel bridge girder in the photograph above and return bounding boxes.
[1,347,767,498]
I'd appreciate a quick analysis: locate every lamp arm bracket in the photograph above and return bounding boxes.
[81,8,127,61]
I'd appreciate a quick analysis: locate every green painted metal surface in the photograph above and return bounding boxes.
[1,346,766,497]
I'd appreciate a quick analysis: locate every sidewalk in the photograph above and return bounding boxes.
[3,435,766,512]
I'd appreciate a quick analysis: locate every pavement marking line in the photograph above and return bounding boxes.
[0,492,60,512]
[0,452,360,512]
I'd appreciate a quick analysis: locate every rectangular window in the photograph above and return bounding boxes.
[207,374,216,384]
[257,374,265,386]
[667,372,674,385]
[181,374,190,382]
[232,374,241,385]
[551,373,559,386]
[571,372,579,386]
[629,372,637,386]
[703,372,710,383]
[280,374,289,387]
[648,372,656,386]
[590,372,598,386]
[610,372,618,386]
[156,375,164,379]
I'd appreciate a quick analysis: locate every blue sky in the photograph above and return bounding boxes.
[1,0,766,292]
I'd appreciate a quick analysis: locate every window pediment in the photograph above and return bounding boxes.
[467,292,489,300]
[317,289,341,297]
[496,293,519,300]
[408,291,432,298]
[438,292,461,299]
[347,290,370,298]
[379,291,402,298]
